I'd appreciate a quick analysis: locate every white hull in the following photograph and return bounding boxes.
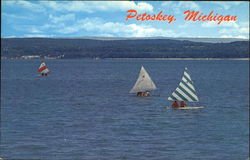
[166,106,204,110]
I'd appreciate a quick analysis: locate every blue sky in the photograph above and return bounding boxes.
[2,1,249,39]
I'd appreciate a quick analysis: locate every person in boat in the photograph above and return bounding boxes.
[137,92,143,96]
[143,91,150,97]
[137,91,150,97]
[180,101,187,107]
[171,101,179,108]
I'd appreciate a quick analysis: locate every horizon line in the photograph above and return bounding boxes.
[1,36,249,40]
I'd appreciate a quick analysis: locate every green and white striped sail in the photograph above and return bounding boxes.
[168,67,199,102]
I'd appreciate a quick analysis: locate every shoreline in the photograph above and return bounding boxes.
[2,58,249,60]
[105,58,250,60]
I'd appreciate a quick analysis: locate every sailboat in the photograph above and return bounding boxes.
[38,61,50,76]
[130,66,157,96]
[167,67,203,109]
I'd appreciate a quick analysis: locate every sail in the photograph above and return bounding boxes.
[38,62,50,74]
[168,67,199,102]
[130,66,157,93]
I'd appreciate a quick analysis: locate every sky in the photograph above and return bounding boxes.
[1,1,249,39]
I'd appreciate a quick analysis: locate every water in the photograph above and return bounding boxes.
[1,59,249,160]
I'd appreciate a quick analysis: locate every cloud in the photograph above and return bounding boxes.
[208,2,242,10]
[31,17,176,37]
[162,1,200,14]
[218,21,249,39]
[98,33,115,37]
[43,1,153,13]
[201,20,249,37]
[4,1,153,13]
[220,35,248,39]
[2,13,32,20]
[4,0,45,12]
[49,14,75,23]
[201,21,239,28]
[4,35,17,38]
[83,19,175,37]
[219,27,249,34]
[178,1,200,11]
[94,22,173,37]
[178,21,194,28]
[125,24,173,37]
[23,34,55,38]
[30,27,43,34]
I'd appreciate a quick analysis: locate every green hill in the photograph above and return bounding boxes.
[1,38,249,59]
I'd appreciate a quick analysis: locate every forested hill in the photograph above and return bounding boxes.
[1,38,249,59]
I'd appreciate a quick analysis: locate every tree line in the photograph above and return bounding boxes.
[1,38,249,58]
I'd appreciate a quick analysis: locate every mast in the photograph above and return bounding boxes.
[168,67,199,102]
[130,66,157,93]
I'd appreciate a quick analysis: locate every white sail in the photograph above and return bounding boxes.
[38,62,50,74]
[168,67,199,102]
[41,68,50,74]
[39,62,46,69]
[130,66,157,93]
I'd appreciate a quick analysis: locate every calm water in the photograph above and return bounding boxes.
[1,59,249,160]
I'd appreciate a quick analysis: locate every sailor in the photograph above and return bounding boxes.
[142,92,148,96]
[171,101,179,108]
[180,101,187,107]
[137,92,142,96]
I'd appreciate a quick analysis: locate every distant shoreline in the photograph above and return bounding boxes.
[2,57,249,60]
[3,38,248,59]
[105,58,250,60]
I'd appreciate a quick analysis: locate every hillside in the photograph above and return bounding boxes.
[1,38,249,59]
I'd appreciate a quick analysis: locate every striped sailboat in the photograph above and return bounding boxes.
[168,67,202,109]
[38,61,50,76]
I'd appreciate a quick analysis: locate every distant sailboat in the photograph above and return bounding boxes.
[167,67,203,109]
[38,61,50,76]
[130,66,157,96]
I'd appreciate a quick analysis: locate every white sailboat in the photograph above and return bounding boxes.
[130,66,157,96]
[167,67,203,109]
[38,61,50,76]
